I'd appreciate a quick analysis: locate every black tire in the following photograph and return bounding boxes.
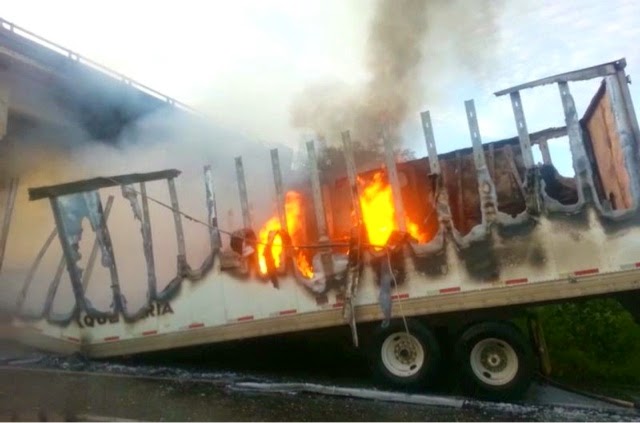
[368,319,441,390]
[454,321,535,401]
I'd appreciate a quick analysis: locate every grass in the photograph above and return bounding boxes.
[535,298,640,389]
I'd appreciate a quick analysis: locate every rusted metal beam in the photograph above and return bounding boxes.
[29,170,181,201]
[382,127,407,232]
[137,183,156,298]
[341,131,362,222]
[455,152,465,229]
[538,139,552,165]
[465,99,498,224]
[270,149,287,232]
[509,92,535,169]
[504,144,526,198]
[340,130,361,347]
[420,111,441,174]
[234,157,252,229]
[0,178,18,275]
[614,70,640,152]
[167,178,187,258]
[488,143,496,178]
[423,127,567,164]
[48,196,89,310]
[531,127,568,144]
[81,195,115,292]
[306,141,328,238]
[495,59,626,97]
[306,140,334,288]
[204,165,221,250]
[465,100,487,170]
[558,81,590,198]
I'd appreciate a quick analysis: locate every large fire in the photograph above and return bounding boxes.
[284,191,314,278]
[257,191,314,278]
[358,171,428,246]
[256,171,428,277]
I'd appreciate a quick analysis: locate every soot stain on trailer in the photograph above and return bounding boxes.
[411,249,448,278]
[458,238,500,282]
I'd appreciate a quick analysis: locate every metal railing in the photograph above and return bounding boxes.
[0,16,198,116]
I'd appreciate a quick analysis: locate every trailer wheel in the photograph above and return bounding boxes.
[455,321,534,401]
[370,319,441,390]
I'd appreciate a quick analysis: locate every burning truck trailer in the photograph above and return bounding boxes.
[3,57,640,402]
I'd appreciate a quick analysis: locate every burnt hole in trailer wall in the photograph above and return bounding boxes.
[485,141,527,217]
[328,158,438,245]
[441,151,481,236]
[539,164,579,205]
[397,158,439,243]
[439,139,529,233]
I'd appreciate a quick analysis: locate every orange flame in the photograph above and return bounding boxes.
[256,190,314,278]
[256,172,428,277]
[358,171,428,246]
[285,191,314,278]
[257,216,283,275]
[407,221,427,243]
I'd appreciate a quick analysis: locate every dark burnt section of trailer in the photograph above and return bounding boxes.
[317,59,639,285]
[436,127,570,235]
[496,58,640,217]
[20,168,220,325]
[390,59,637,282]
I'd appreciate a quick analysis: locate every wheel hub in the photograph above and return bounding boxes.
[394,339,418,364]
[481,346,507,372]
[469,337,519,386]
[380,332,426,377]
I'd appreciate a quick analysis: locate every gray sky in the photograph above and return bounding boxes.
[3,0,640,176]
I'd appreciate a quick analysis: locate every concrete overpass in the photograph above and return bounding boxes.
[0,16,196,144]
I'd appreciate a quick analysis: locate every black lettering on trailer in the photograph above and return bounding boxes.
[83,316,95,327]
[76,302,173,328]
[160,302,174,315]
[145,305,156,318]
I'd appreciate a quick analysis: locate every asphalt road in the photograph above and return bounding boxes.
[0,338,638,421]
[0,366,638,422]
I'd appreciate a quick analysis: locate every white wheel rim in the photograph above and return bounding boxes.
[380,332,425,377]
[469,337,519,386]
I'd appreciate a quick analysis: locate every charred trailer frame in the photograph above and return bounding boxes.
[3,59,640,401]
